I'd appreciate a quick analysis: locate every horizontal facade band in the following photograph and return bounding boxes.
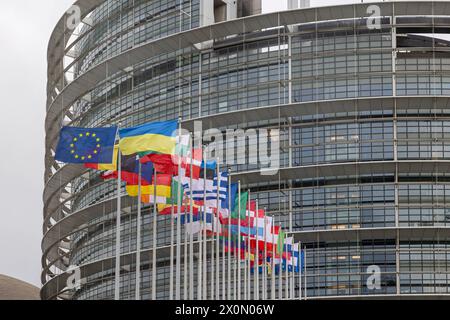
[41,196,133,276]
[44,95,450,181]
[42,159,450,239]
[41,160,450,283]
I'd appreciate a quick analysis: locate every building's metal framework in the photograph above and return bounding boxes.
[44,1,450,300]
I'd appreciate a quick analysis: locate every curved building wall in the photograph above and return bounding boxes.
[43,0,450,300]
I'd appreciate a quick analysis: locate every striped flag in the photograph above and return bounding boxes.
[177,207,222,235]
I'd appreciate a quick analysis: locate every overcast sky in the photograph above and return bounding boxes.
[0,0,413,288]
[0,0,74,286]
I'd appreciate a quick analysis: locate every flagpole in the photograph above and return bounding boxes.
[263,210,267,301]
[233,178,237,301]
[184,192,188,299]
[295,241,301,300]
[189,135,194,300]
[233,233,237,300]
[149,169,157,300]
[197,155,203,300]
[175,119,182,300]
[114,151,122,300]
[278,217,283,300]
[233,232,237,301]
[243,231,247,300]
[247,190,251,300]
[271,218,275,300]
[197,175,203,300]
[291,243,295,300]
[304,246,307,300]
[299,242,302,300]
[288,239,292,299]
[254,200,259,300]
[202,148,207,300]
[221,169,226,299]
[135,156,142,300]
[181,137,189,298]
[227,168,231,300]
[237,180,242,300]
[285,236,289,299]
[210,183,215,300]
[170,179,175,300]
[215,159,220,299]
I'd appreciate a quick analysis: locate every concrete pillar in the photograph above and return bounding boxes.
[200,0,215,26]
[226,0,238,20]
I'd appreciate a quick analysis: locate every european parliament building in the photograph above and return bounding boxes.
[43,0,450,300]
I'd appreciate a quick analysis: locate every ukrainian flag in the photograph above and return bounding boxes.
[119,120,177,156]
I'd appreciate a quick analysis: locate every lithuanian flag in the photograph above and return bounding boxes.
[119,120,177,156]
[135,174,173,204]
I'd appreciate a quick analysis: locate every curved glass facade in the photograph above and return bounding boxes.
[43,0,450,300]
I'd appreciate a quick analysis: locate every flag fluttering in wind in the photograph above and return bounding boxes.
[140,154,178,175]
[55,126,117,164]
[177,207,222,235]
[53,118,303,302]
[84,145,119,171]
[101,154,153,186]
[139,173,173,204]
[231,192,249,219]
[140,148,202,179]
[119,120,177,155]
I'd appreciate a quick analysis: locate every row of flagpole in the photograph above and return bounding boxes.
[53,120,307,300]
[109,125,305,300]
[115,174,305,299]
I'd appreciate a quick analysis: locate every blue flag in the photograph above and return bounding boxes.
[222,183,238,211]
[201,159,217,170]
[55,126,117,164]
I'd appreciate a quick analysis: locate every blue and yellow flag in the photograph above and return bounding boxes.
[55,126,118,164]
[119,120,177,156]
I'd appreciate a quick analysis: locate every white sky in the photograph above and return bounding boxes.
[262,0,382,12]
[0,0,75,286]
[0,0,441,288]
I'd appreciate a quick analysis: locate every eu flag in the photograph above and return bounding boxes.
[55,126,118,164]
